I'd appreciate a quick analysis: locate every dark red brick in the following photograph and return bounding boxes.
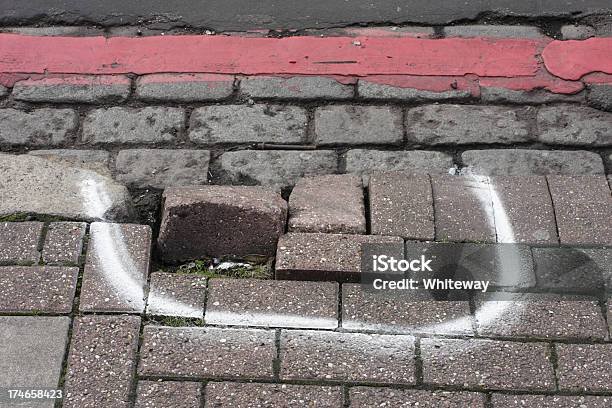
[490,394,612,408]
[349,387,486,407]
[135,381,201,408]
[556,343,612,392]
[0,221,43,264]
[146,272,207,319]
[205,382,342,407]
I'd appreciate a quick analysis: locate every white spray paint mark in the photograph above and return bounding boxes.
[205,310,338,329]
[80,178,113,220]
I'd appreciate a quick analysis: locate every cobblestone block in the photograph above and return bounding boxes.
[314,105,403,146]
[42,222,86,265]
[491,394,611,408]
[135,381,201,408]
[83,107,185,144]
[116,149,210,189]
[561,24,596,39]
[189,105,307,144]
[13,75,131,103]
[206,382,342,407]
[556,343,612,392]
[80,222,152,312]
[0,221,43,264]
[63,315,141,408]
[240,75,353,99]
[29,149,112,176]
[138,326,276,379]
[587,84,612,112]
[350,387,486,408]
[206,278,338,329]
[158,186,286,261]
[280,330,416,384]
[480,87,584,104]
[421,338,555,391]
[146,272,206,319]
[288,174,365,234]
[444,25,544,38]
[357,77,473,101]
[0,85,7,97]
[136,73,234,101]
[0,108,77,146]
[537,105,612,146]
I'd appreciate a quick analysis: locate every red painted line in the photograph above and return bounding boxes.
[479,70,584,94]
[542,38,612,81]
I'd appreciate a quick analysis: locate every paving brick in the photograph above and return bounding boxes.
[480,87,584,104]
[561,24,596,39]
[83,107,185,145]
[206,278,338,328]
[421,338,555,391]
[357,77,473,101]
[538,105,612,146]
[368,171,434,240]
[13,75,131,103]
[206,382,342,407]
[444,25,544,38]
[29,149,112,176]
[314,105,403,146]
[42,222,86,265]
[146,272,206,319]
[491,394,611,407]
[221,149,338,190]
[0,221,43,264]
[136,73,234,101]
[158,186,286,261]
[280,330,416,384]
[135,381,201,408]
[275,233,404,281]
[0,108,77,146]
[80,222,152,312]
[240,75,353,99]
[138,326,276,379]
[462,149,605,176]
[116,149,210,189]
[0,85,7,97]
[189,105,307,144]
[547,175,612,244]
[556,343,612,392]
[63,315,141,408]
[349,387,486,408]
[431,176,496,243]
[406,105,532,145]
[587,84,612,112]
[288,174,365,234]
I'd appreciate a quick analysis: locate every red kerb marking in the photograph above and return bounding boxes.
[542,38,612,80]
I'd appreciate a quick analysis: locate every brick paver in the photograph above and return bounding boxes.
[240,75,353,99]
[205,382,343,407]
[556,343,612,392]
[490,394,612,408]
[0,108,78,146]
[349,387,486,407]
[135,381,201,408]
[42,222,86,265]
[13,75,131,103]
[537,105,612,146]
[146,272,207,319]
[136,73,234,102]
[0,221,43,264]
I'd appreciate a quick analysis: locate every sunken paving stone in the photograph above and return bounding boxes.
[0,108,78,146]
[158,186,286,261]
[368,171,434,240]
[421,338,555,391]
[490,394,612,407]
[547,175,612,245]
[136,73,234,102]
[0,266,78,313]
[146,272,207,319]
[0,221,43,264]
[135,381,201,408]
[115,149,211,189]
[280,330,416,384]
[189,105,307,144]
[275,233,404,281]
[240,75,353,99]
[13,75,131,103]
[314,105,403,146]
[288,174,365,234]
[587,84,612,112]
[349,387,486,408]
[205,382,343,407]
[138,326,276,379]
[80,222,152,313]
[537,105,612,146]
[42,222,87,265]
[63,315,141,408]
[357,78,473,101]
[0,316,70,408]
[556,343,612,392]
[206,278,338,329]
[29,149,112,176]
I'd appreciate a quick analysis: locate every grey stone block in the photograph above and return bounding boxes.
[537,105,612,146]
[240,76,353,99]
[136,73,234,102]
[29,149,112,176]
[13,75,131,103]
[480,87,585,104]
[560,24,596,39]
[587,84,612,112]
[0,108,77,146]
[358,79,472,101]
[444,25,544,38]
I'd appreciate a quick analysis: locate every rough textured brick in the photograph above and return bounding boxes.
[314,105,403,145]
[357,78,472,101]
[206,382,342,407]
[444,25,543,38]
[220,150,338,190]
[462,149,605,176]
[146,272,206,319]
[587,84,612,112]
[116,149,210,189]
[139,326,276,379]
[533,247,611,291]
[350,388,486,408]
[135,381,201,408]
[189,105,307,144]
[42,222,86,265]
[421,338,555,391]
[0,108,77,146]
[63,316,141,408]
[0,85,7,97]
[206,278,338,329]
[491,394,611,408]
[13,75,131,103]
[561,24,596,39]
[158,186,286,261]
[406,105,531,145]
[537,105,612,146]
[29,149,112,176]
[0,221,43,264]
[280,330,416,384]
[288,174,365,234]
[136,73,234,101]
[80,222,152,312]
[556,343,612,392]
[83,107,185,144]
[240,75,353,99]
[480,87,584,104]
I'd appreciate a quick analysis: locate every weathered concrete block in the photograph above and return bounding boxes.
[0,108,77,146]
[136,73,234,101]
[537,105,612,146]
[240,75,353,99]
[29,149,112,176]
[443,25,544,38]
[480,87,584,104]
[358,78,472,101]
[561,24,596,39]
[586,84,612,112]
[13,75,131,103]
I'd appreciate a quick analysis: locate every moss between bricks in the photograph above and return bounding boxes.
[0,212,72,223]
[175,259,273,279]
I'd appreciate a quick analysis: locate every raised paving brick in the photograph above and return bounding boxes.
[135,381,201,408]
[158,185,286,261]
[206,382,342,407]
[146,272,206,319]
[406,105,531,145]
[491,393,612,407]
[480,87,584,104]
[421,338,555,391]
[556,343,612,392]
[462,149,605,176]
[357,77,473,101]
[288,174,365,234]
[189,105,307,144]
[587,84,612,111]
[80,222,152,313]
[0,221,43,264]
[350,387,486,407]
[63,315,141,408]
[368,171,434,240]
[240,75,353,99]
[547,175,612,245]
[13,75,131,103]
[444,25,543,38]
[136,73,234,101]
[314,105,403,146]
[206,278,338,328]
[280,330,416,384]
[537,105,612,146]
[83,107,185,145]
[138,326,276,379]
[0,108,77,146]
[275,233,404,281]
[42,222,86,265]
[116,149,210,189]
[29,149,112,176]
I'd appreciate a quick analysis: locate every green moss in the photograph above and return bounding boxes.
[0,213,70,223]
[157,316,201,327]
[176,259,272,279]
